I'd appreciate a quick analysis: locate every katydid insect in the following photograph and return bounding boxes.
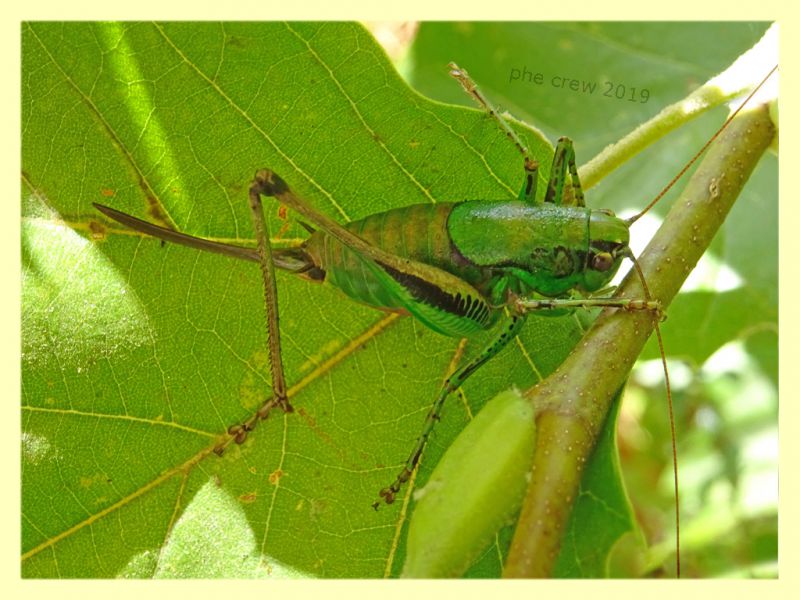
[92,61,776,577]
[94,62,661,504]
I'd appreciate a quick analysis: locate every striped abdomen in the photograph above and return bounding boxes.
[301,203,496,334]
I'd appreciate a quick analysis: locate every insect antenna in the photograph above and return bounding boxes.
[626,65,778,226]
[625,249,679,577]
[617,65,778,578]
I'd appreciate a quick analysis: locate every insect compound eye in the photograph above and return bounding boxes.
[591,252,614,272]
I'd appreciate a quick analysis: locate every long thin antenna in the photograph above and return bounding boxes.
[627,251,679,578]
[626,65,778,225]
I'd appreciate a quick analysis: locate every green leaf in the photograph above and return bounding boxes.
[408,22,771,153]
[22,21,565,578]
[402,389,536,578]
[21,21,776,579]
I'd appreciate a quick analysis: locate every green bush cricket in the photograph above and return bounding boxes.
[95,60,660,493]
[92,60,777,578]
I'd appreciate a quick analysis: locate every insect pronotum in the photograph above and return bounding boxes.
[93,61,777,578]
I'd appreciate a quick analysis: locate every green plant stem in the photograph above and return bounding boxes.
[577,22,776,192]
[578,83,739,191]
[502,103,775,578]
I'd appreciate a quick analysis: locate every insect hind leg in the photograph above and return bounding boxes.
[214,172,295,456]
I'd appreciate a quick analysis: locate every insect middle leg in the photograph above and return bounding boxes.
[449,62,539,204]
[544,137,585,207]
[449,64,588,208]
[373,312,528,508]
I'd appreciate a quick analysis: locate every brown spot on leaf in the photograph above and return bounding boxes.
[298,408,317,429]
[275,220,291,240]
[225,35,246,49]
[298,408,361,470]
[145,196,170,228]
[89,220,107,240]
[269,469,284,485]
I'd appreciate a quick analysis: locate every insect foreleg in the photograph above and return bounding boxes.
[519,159,539,204]
[373,312,528,508]
[514,297,661,312]
[514,295,662,318]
